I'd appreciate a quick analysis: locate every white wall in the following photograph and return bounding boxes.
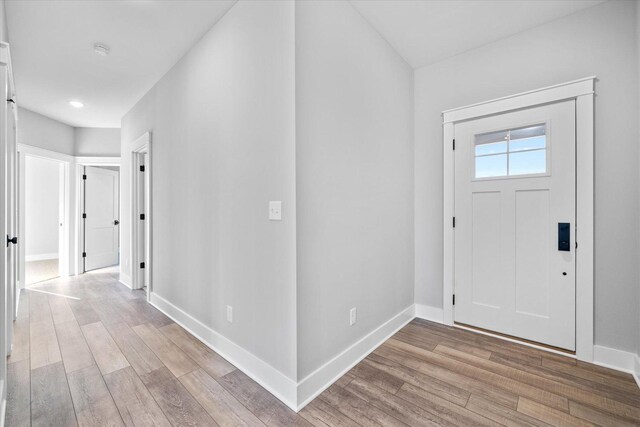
[295,0,414,379]
[1,0,8,43]
[637,0,640,363]
[25,156,59,259]
[415,0,639,353]
[75,127,120,157]
[18,107,75,155]
[121,0,297,380]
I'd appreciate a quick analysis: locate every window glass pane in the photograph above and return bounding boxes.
[509,150,546,176]
[510,124,545,140]
[509,135,546,152]
[476,154,507,178]
[475,129,508,145]
[476,141,507,156]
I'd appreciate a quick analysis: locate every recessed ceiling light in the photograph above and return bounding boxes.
[93,43,110,57]
[69,100,84,108]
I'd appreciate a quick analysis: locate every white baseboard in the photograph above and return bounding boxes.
[145,293,640,414]
[0,394,5,427]
[149,292,415,412]
[414,304,444,323]
[634,355,640,389]
[25,253,58,262]
[296,304,414,411]
[149,292,298,410]
[119,272,132,289]
[593,345,637,373]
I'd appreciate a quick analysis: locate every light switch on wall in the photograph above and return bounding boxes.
[269,201,282,221]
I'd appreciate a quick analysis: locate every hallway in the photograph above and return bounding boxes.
[7,268,309,426]
[7,268,640,426]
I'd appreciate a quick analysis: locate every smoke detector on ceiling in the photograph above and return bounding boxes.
[93,43,110,57]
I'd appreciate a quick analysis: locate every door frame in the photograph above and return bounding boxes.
[75,157,121,274]
[17,144,73,286]
[442,77,595,362]
[130,132,151,300]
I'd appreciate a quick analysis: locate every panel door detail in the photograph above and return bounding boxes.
[454,100,576,351]
[85,166,119,272]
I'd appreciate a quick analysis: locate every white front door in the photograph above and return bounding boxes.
[84,166,119,272]
[454,100,576,351]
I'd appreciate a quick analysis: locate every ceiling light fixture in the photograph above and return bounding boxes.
[69,100,84,108]
[93,43,110,57]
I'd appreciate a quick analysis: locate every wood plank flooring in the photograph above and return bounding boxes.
[7,268,640,426]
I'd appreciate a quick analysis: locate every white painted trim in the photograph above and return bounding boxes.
[130,132,152,300]
[633,355,640,389]
[414,304,444,323]
[149,292,298,410]
[119,272,132,289]
[593,345,636,373]
[442,77,596,362]
[0,394,6,427]
[296,305,414,411]
[75,156,120,166]
[150,291,416,411]
[17,143,74,163]
[442,77,595,123]
[574,92,595,362]
[25,253,58,262]
[118,279,132,290]
[443,122,455,327]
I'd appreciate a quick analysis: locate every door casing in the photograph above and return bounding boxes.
[442,77,595,362]
[131,132,152,301]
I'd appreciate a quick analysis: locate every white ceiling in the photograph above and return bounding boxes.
[6,0,605,128]
[349,0,605,69]
[6,0,236,127]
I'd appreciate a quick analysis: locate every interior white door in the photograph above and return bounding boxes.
[7,102,17,323]
[84,166,119,271]
[454,100,576,351]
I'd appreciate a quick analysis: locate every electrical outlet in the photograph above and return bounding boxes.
[350,307,357,326]
[226,305,233,323]
[269,201,282,221]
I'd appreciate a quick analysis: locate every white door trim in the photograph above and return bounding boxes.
[442,77,595,362]
[130,132,152,300]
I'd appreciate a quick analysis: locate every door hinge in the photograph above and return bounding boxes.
[82,174,87,180]
[140,214,145,220]
[575,241,578,249]
[453,217,456,228]
[140,165,145,172]
[82,213,86,219]
[82,252,86,258]
[452,139,455,150]
[452,294,455,305]
[140,262,145,269]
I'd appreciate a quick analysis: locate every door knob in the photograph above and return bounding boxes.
[114,220,120,225]
[6,236,17,247]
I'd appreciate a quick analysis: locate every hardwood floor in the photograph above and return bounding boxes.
[7,268,640,426]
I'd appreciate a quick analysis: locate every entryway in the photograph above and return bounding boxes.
[442,77,595,360]
[23,155,65,286]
